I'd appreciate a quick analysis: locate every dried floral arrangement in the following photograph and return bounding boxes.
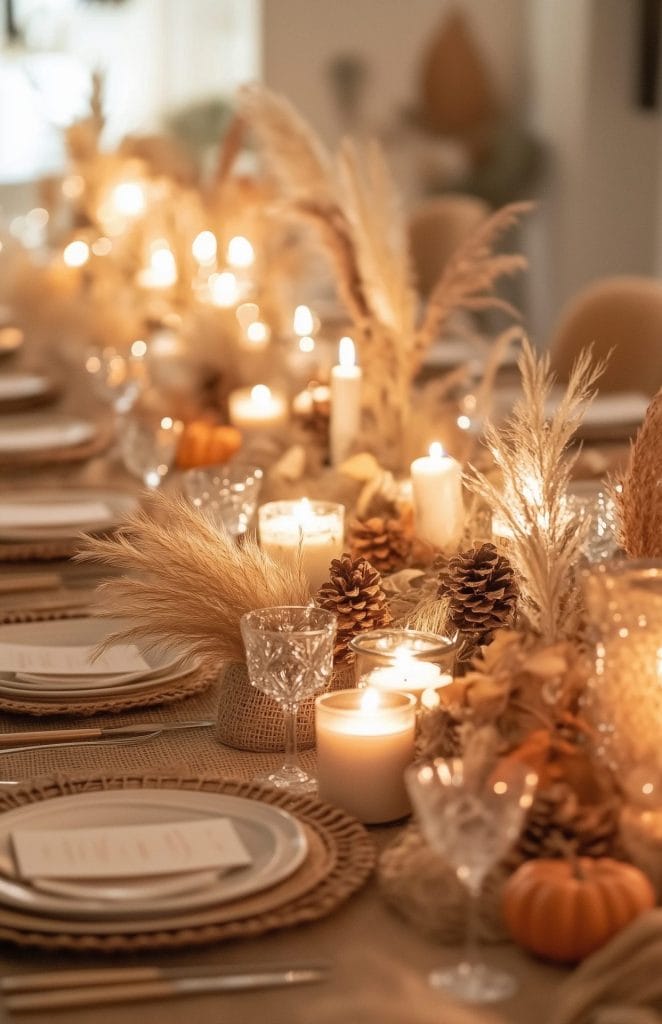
[239,84,532,469]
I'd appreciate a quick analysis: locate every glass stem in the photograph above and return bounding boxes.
[283,705,299,773]
[462,883,481,971]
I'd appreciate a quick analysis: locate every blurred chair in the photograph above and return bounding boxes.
[548,276,662,395]
[408,193,491,296]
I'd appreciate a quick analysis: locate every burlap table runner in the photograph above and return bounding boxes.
[0,681,316,784]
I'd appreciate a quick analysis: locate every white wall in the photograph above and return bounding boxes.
[261,0,527,145]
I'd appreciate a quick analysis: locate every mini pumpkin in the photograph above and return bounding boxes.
[502,856,655,964]
[176,421,242,470]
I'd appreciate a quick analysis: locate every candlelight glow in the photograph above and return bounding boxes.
[250,384,272,407]
[293,305,314,336]
[192,230,217,264]
[209,271,239,307]
[299,335,315,353]
[429,441,444,460]
[160,416,174,430]
[92,236,112,256]
[360,688,381,713]
[294,497,314,528]
[338,336,356,368]
[131,339,147,358]
[457,414,471,430]
[112,182,146,218]
[227,235,254,269]
[246,321,270,345]
[63,240,90,268]
[140,243,177,288]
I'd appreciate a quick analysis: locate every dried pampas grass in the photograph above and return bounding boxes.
[466,338,605,642]
[616,388,662,558]
[80,493,309,668]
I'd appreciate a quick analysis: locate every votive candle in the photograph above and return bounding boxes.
[228,384,287,434]
[258,498,344,593]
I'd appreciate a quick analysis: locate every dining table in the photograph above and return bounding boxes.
[0,340,635,1024]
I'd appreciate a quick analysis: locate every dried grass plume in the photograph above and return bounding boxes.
[616,388,662,558]
[80,492,309,668]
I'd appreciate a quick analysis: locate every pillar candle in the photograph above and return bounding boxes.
[228,384,287,434]
[258,498,344,593]
[316,688,416,824]
[330,337,362,466]
[410,442,464,551]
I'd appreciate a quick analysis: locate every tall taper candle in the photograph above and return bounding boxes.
[330,336,362,466]
[411,441,464,552]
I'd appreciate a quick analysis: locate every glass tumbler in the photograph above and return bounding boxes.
[183,462,263,538]
[240,606,336,792]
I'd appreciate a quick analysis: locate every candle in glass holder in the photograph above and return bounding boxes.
[258,498,344,593]
[316,688,416,823]
[350,629,455,702]
[228,384,287,435]
[411,442,464,552]
[330,336,362,466]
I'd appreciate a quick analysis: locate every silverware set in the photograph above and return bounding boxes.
[1,962,331,1012]
[0,719,216,754]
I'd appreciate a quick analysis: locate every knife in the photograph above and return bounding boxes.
[0,720,215,749]
[4,968,328,1012]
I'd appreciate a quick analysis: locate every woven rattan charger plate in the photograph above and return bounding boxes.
[0,773,375,952]
[0,420,112,470]
[0,665,215,717]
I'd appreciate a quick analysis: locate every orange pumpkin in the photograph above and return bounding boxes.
[176,421,242,470]
[502,857,655,964]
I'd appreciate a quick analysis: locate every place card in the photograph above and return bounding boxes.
[0,502,111,529]
[11,817,253,880]
[0,642,150,676]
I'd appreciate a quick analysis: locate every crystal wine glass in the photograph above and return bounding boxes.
[119,412,183,489]
[406,758,538,1004]
[240,606,336,792]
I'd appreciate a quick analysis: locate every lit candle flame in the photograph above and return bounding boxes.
[293,305,314,336]
[227,236,254,269]
[246,321,270,345]
[429,441,444,460]
[360,688,381,713]
[338,336,355,369]
[192,230,217,264]
[299,335,315,354]
[294,497,314,528]
[209,271,239,307]
[251,384,272,407]
[63,240,90,268]
[112,182,146,218]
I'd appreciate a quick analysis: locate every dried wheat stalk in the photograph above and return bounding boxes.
[80,493,309,668]
[616,388,662,558]
[466,338,605,643]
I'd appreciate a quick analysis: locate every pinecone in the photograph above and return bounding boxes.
[316,553,393,663]
[439,542,518,641]
[510,781,620,866]
[348,514,412,575]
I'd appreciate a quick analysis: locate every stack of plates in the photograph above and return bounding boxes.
[0,372,58,413]
[0,414,106,466]
[0,618,209,714]
[0,788,308,936]
[0,488,138,543]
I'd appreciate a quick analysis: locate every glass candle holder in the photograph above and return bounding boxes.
[183,462,263,538]
[349,629,456,704]
[315,688,417,823]
[582,560,662,773]
[258,499,344,594]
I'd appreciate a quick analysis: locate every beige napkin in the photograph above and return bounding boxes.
[550,910,662,1024]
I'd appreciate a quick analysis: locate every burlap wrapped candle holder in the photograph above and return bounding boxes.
[215,661,355,752]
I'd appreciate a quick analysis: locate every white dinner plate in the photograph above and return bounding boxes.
[0,373,52,402]
[0,789,307,922]
[0,415,96,453]
[0,488,139,542]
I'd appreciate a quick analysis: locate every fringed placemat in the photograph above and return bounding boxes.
[0,773,375,952]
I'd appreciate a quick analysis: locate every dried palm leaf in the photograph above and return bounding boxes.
[466,338,605,642]
[80,493,309,668]
[415,201,533,367]
[616,388,662,558]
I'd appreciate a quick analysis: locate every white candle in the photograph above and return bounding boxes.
[209,271,240,308]
[316,688,416,824]
[137,243,177,289]
[411,442,464,552]
[227,236,255,269]
[258,498,344,593]
[228,384,287,434]
[330,336,362,466]
[293,305,315,337]
[192,230,217,266]
[364,652,452,699]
